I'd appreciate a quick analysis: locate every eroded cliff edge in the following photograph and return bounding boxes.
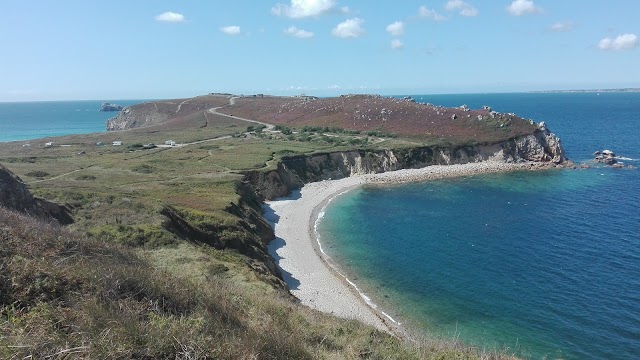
[243,124,567,200]
[0,164,73,225]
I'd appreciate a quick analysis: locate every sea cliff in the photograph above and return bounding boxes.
[244,124,566,200]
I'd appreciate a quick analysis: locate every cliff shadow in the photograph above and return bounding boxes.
[261,190,302,225]
[267,236,301,291]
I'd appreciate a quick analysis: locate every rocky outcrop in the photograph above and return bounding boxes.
[505,122,566,163]
[0,164,73,224]
[107,106,171,131]
[245,128,568,200]
[100,102,123,112]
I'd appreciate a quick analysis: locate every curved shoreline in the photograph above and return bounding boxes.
[265,161,550,338]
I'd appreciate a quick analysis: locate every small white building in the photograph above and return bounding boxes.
[45,142,53,147]
[112,141,123,146]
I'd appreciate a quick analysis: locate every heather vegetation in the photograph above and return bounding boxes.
[220,95,538,144]
[0,94,532,358]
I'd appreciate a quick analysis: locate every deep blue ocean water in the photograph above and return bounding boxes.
[0,100,146,143]
[318,93,640,359]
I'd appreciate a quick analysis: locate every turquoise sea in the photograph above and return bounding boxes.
[318,93,639,359]
[0,100,146,143]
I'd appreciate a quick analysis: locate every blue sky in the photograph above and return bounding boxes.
[1,0,638,101]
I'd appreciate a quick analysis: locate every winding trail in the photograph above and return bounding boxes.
[208,97,276,131]
[176,99,190,113]
[29,97,272,184]
[30,169,82,184]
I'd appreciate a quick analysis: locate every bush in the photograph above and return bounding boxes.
[76,175,96,181]
[131,164,154,174]
[25,170,49,178]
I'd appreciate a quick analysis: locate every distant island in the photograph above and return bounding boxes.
[100,102,123,111]
[531,88,640,94]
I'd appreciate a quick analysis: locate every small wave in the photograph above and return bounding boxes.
[615,156,636,161]
[344,277,400,325]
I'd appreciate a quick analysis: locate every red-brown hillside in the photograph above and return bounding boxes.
[107,94,231,131]
[221,95,538,143]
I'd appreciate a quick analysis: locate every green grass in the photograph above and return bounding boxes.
[1,207,515,359]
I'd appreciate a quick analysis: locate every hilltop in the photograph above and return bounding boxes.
[108,94,538,145]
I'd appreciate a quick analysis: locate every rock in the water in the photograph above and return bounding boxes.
[594,149,621,166]
[604,157,618,165]
[100,102,123,112]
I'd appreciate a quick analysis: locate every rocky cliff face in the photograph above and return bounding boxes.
[106,106,171,131]
[245,127,568,200]
[0,164,73,224]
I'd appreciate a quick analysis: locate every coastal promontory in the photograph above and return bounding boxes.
[0,92,570,359]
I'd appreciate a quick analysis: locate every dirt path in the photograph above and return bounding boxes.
[208,97,276,131]
[176,99,190,113]
[29,169,82,184]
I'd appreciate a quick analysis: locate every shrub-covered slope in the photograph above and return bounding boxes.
[0,207,512,359]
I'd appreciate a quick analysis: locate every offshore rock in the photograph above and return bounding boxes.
[100,102,123,112]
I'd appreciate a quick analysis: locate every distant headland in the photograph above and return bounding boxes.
[531,88,640,94]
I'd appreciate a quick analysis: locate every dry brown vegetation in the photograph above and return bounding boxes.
[220,95,538,144]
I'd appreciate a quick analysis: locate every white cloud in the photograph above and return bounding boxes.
[221,26,242,35]
[331,18,365,38]
[155,11,185,23]
[272,0,336,18]
[598,33,638,51]
[284,26,314,38]
[506,0,541,16]
[550,22,573,32]
[386,21,404,36]
[418,6,446,21]
[445,0,478,17]
[391,39,404,49]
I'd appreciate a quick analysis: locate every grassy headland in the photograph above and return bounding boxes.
[0,93,544,358]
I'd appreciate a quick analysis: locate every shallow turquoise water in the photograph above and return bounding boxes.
[0,100,146,142]
[318,93,640,359]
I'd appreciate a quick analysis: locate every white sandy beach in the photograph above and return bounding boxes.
[264,161,541,334]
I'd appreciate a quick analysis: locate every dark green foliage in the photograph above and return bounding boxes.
[25,170,49,178]
[131,164,155,173]
[76,174,96,181]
